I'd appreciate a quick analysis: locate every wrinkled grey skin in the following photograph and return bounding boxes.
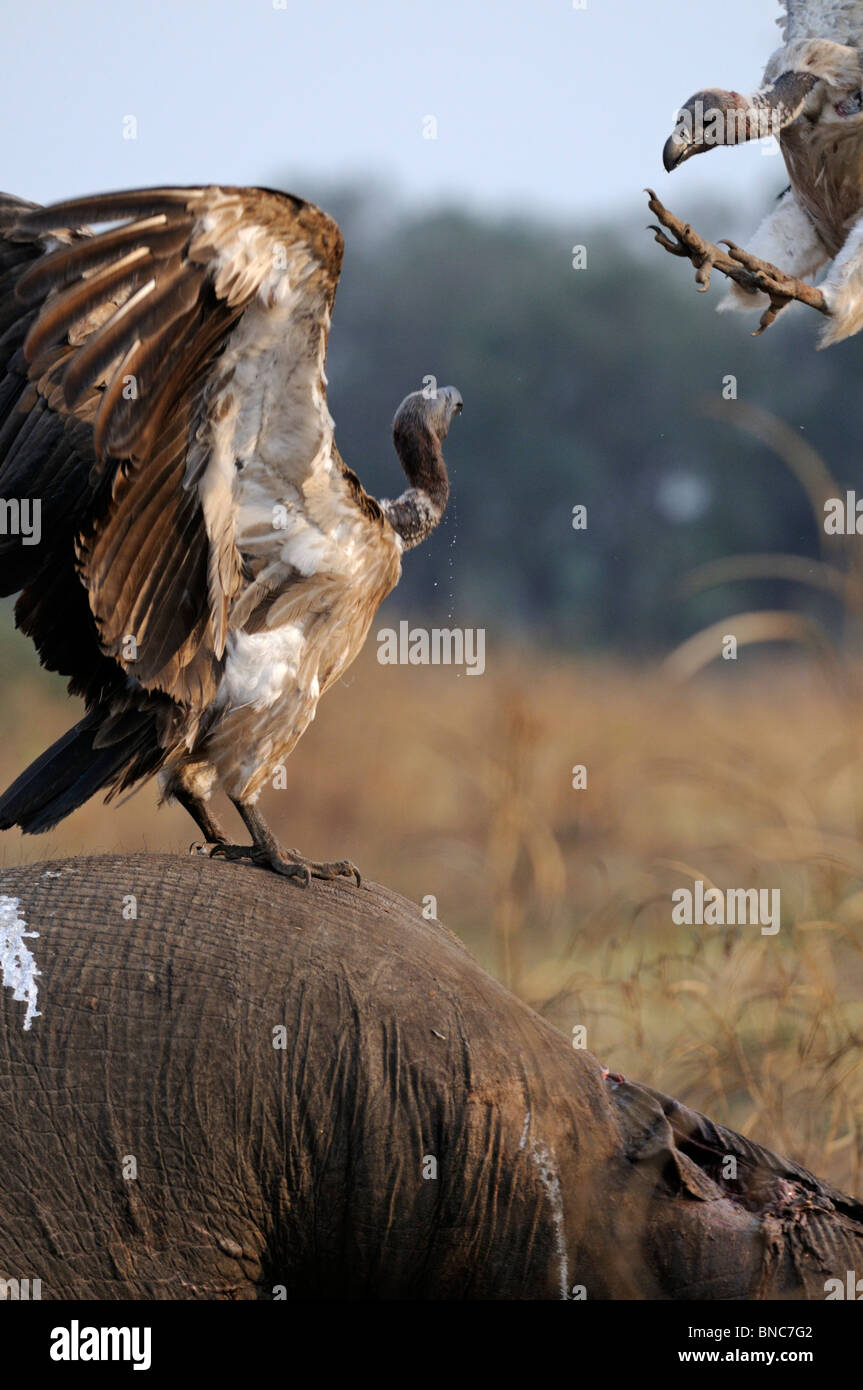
[0,854,862,1300]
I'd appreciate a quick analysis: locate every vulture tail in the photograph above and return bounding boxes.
[0,705,159,833]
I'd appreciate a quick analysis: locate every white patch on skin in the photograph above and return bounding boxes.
[519,1110,531,1150]
[526,1139,569,1300]
[717,190,829,316]
[40,871,62,879]
[819,213,863,344]
[0,896,41,1031]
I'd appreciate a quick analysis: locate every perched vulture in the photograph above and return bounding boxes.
[659,0,863,345]
[0,186,462,880]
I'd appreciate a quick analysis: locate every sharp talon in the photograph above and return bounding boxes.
[207,843,255,863]
[646,190,827,327]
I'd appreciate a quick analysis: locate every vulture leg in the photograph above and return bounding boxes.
[646,190,829,334]
[206,799,362,887]
[715,189,829,318]
[173,787,231,853]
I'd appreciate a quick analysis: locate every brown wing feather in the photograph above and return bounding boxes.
[1,184,345,710]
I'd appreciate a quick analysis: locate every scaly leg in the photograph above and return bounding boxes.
[207,799,362,888]
[645,189,829,335]
[173,786,231,854]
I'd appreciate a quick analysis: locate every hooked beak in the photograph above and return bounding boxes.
[663,129,697,172]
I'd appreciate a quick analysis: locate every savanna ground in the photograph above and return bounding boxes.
[4,639,863,1196]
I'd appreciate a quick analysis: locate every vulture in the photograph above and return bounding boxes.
[658,0,863,346]
[0,185,462,882]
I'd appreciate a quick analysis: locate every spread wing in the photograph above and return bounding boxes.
[0,184,346,709]
[779,0,863,46]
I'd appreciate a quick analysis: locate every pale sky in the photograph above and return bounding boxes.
[1,0,788,222]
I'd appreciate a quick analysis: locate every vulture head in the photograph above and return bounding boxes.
[382,385,463,549]
[393,384,463,442]
[663,71,821,172]
[663,36,863,172]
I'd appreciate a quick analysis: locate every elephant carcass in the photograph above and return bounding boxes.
[0,853,861,1299]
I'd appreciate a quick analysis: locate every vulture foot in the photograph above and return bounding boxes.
[645,189,829,334]
[279,849,362,887]
[206,840,362,887]
[190,800,365,886]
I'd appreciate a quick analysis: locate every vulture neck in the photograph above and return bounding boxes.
[384,420,450,550]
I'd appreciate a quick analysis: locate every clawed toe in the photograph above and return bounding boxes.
[206,841,309,882]
[255,851,361,887]
[205,839,361,887]
[317,859,362,887]
[283,850,362,886]
[645,189,828,335]
[206,842,254,862]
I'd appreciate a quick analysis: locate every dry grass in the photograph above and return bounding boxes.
[4,638,863,1193]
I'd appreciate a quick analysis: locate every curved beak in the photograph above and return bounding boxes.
[663,129,695,172]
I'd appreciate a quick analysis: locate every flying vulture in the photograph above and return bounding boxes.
[653,0,863,345]
[0,185,462,881]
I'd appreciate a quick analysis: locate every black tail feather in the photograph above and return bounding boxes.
[0,706,157,833]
